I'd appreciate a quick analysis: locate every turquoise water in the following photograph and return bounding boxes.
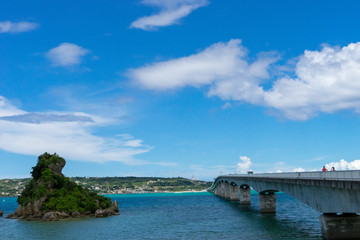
[0,192,322,239]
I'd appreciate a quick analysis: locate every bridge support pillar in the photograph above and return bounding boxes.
[219,182,225,198]
[216,182,221,197]
[319,213,360,240]
[214,185,219,196]
[229,184,239,201]
[259,192,276,213]
[224,182,231,199]
[240,186,251,205]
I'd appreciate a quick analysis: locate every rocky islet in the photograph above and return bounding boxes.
[6,153,119,221]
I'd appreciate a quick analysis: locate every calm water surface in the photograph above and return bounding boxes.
[0,192,322,239]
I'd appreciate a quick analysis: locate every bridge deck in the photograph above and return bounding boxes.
[211,170,360,191]
[211,170,360,239]
[219,170,360,181]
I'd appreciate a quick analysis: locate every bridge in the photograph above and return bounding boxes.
[208,170,360,240]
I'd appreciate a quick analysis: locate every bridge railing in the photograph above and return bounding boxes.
[208,170,360,191]
[217,170,360,181]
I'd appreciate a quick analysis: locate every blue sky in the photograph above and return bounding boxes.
[1,0,360,180]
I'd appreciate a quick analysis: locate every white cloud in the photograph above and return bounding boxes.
[129,40,360,120]
[236,156,252,174]
[257,161,309,173]
[263,43,360,120]
[46,43,89,67]
[221,102,231,110]
[0,113,93,123]
[293,167,305,172]
[123,139,144,147]
[130,0,208,30]
[0,96,152,164]
[129,39,277,103]
[0,21,38,33]
[0,96,25,116]
[325,159,360,170]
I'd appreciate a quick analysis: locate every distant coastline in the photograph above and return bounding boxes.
[172,190,208,193]
[102,189,210,196]
[0,177,212,197]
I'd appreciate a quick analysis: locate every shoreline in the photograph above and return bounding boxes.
[0,190,210,198]
[172,190,208,193]
[102,190,209,195]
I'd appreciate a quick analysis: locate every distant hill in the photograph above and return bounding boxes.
[0,176,212,197]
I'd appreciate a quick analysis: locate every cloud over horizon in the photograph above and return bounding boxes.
[130,0,208,31]
[325,159,360,170]
[129,40,360,120]
[0,96,152,165]
[236,156,252,174]
[0,21,38,33]
[46,43,89,67]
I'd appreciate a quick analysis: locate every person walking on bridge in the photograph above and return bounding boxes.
[322,166,328,171]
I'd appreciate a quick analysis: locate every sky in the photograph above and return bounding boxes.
[2,0,360,180]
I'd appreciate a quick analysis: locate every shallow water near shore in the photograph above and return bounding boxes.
[0,192,322,239]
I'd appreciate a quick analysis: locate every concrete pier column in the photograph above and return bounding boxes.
[219,182,225,198]
[319,213,360,240]
[214,185,219,196]
[229,184,239,201]
[224,182,231,199]
[258,192,276,213]
[239,186,251,205]
[216,182,221,197]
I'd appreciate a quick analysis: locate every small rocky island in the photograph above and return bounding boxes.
[6,153,119,221]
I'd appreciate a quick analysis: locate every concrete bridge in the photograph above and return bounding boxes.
[208,170,360,240]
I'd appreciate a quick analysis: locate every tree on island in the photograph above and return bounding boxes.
[7,152,119,221]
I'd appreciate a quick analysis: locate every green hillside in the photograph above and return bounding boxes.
[0,176,211,197]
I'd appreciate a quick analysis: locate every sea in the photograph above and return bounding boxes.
[0,192,322,240]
